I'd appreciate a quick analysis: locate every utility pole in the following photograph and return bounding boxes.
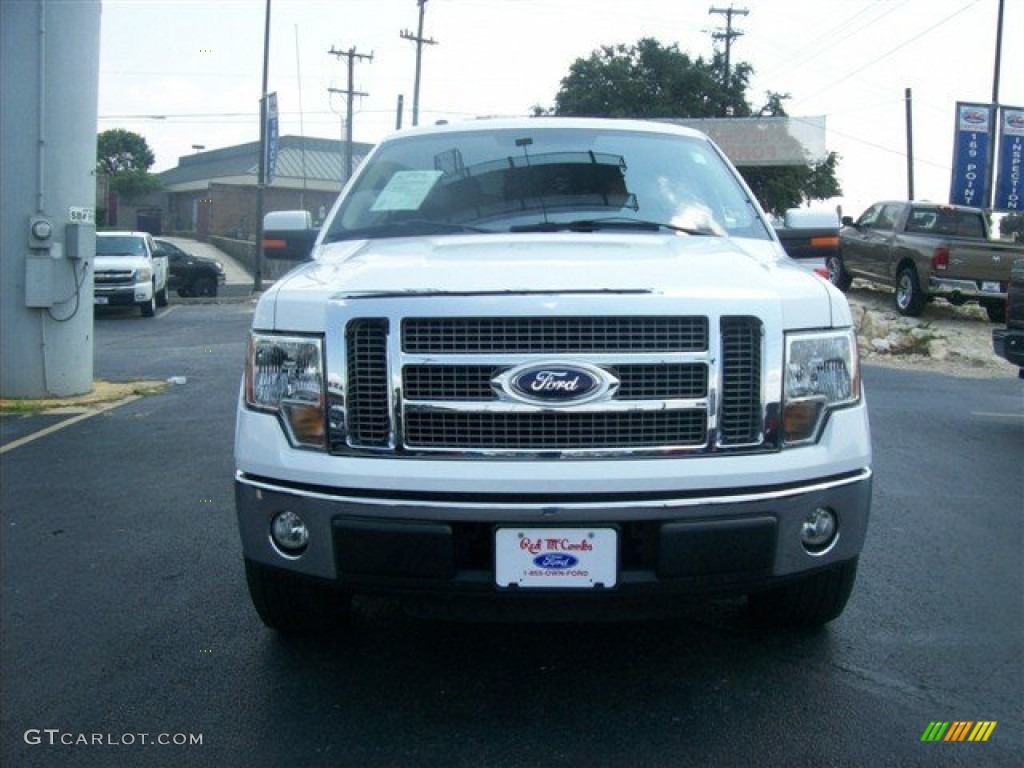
[328,45,373,181]
[254,0,271,293]
[708,5,748,109]
[988,0,1005,210]
[905,87,915,200]
[400,0,438,127]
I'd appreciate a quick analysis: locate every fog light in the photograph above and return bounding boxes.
[271,510,309,555]
[800,507,837,553]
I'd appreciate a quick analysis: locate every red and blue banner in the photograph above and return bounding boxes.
[949,102,993,208]
[994,106,1024,212]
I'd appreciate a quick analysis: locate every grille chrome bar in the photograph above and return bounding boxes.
[403,363,708,402]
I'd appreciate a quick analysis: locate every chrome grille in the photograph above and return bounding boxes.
[402,316,708,353]
[94,270,134,286]
[338,312,766,457]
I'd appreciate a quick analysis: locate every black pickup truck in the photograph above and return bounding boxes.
[153,238,226,297]
[992,259,1024,377]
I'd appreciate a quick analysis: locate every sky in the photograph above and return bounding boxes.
[97,0,1024,217]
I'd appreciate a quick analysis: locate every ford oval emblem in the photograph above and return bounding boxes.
[533,553,579,570]
[495,361,617,406]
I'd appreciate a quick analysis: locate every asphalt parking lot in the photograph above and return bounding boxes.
[1,300,1022,767]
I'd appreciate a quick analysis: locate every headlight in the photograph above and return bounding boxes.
[783,328,860,445]
[135,267,153,281]
[214,261,225,273]
[245,333,326,448]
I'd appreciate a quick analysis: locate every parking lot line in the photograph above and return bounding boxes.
[0,396,142,454]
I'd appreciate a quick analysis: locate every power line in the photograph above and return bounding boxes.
[790,2,977,109]
[756,2,908,85]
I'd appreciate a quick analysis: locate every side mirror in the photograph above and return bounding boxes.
[841,216,855,227]
[262,210,319,261]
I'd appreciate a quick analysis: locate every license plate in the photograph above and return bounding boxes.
[94,296,109,305]
[982,281,1001,293]
[495,528,617,588]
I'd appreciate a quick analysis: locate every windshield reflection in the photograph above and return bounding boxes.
[326,125,770,243]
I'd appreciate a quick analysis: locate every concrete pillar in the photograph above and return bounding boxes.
[1,0,101,398]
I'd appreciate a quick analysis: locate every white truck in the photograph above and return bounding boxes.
[235,118,872,634]
[94,231,169,317]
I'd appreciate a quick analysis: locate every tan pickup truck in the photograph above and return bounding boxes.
[830,201,1024,321]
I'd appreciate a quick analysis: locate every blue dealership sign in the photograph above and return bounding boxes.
[949,102,993,208]
[994,106,1024,212]
[265,92,279,185]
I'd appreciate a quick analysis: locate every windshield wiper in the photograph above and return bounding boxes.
[325,219,495,242]
[509,218,718,236]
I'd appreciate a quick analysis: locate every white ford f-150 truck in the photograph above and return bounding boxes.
[235,117,872,634]
[94,231,169,317]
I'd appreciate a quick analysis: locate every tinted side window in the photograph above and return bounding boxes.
[872,204,901,231]
[955,213,985,238]
[856,204,883,228]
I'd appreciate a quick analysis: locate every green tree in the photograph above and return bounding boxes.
[554,39,752,119]
[96,128,161,201]
[549,38,841,216]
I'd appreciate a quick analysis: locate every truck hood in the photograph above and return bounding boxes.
[256,233,849,331]
[94,255,150,272]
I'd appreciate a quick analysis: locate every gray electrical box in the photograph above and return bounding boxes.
[65,221,95,260]
[25,254,57,308]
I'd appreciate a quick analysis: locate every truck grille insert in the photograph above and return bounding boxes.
[402,316,708,353]
[340,314,765,456]
[94,270,135,286]
[405,411,707,450]
[345,319,390,446]
[719,316,763,445]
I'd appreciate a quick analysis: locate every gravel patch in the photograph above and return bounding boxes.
[845,280,1018,379]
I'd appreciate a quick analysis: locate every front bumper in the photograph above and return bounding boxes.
[235,469,871,598]
[94,284,151,306]
[992,327,1024,368]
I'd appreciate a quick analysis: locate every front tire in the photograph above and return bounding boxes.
[244,559,352,635]
[140,293,156,317]
[747,558,859,628]
[895,264,926,316]
[192,275,218,297]
[825,254,852,291]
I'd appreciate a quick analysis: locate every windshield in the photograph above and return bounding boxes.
[96,236,146,256]
[325,125,771,243]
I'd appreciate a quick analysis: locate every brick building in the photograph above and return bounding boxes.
[155,135,373,240]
